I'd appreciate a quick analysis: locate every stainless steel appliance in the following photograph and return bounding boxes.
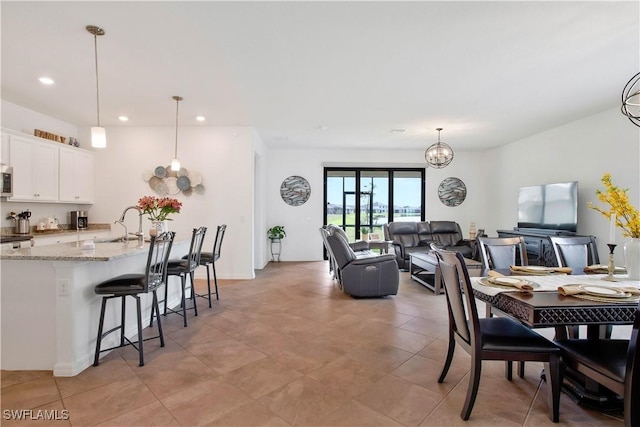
[1,168,12,197]
[70,211,88,229]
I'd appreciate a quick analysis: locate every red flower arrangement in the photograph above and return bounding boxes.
[137,196,182,221]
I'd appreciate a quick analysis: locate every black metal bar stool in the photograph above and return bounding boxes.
[164,226,207,327]
[187,224,226,307]
[93,231,175,367]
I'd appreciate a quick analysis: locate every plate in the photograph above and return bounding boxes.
[522,266,554,272]
[491,277,524,285]
[578,285,629,298]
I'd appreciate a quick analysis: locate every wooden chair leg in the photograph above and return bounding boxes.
[545,356,561,423]
[461,355,482,420]
[438,330,456,383]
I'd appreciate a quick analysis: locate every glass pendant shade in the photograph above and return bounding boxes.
[91,126,106,148]
[171,158,181,171]
[425,128,454,168]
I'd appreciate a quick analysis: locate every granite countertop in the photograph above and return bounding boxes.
[1,224,111,238]
[1,240,151,261]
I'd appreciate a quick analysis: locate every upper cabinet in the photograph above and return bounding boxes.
[8,134,59,202]
[59,146,94,203]
[3,129,94,204]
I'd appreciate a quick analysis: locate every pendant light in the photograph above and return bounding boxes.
[621,72,640,127]
[171,96,183,171]
[86,25,106,148]
[425,127,454,168]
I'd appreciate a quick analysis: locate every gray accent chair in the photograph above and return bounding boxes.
[325,227,399,298]
[326,224,370,252]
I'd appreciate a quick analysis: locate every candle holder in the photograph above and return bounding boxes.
[602,243,618,282]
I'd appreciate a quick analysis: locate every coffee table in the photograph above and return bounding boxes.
[409,251,482,294]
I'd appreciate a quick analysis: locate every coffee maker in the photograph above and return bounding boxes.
[70,211,88,230]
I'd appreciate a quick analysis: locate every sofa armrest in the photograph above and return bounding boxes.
[350,254,397,266]
[350,241,370,252]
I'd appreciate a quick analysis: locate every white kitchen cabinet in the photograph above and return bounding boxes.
[59,146,94,203]
[8,134,59,202]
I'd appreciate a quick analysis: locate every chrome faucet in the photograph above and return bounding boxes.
[115,206,144,245]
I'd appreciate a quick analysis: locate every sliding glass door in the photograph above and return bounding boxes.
[324,168,425,241]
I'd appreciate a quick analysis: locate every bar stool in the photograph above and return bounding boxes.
[188,224,226,307]
[164,226,207,327]
[93,231,175,367]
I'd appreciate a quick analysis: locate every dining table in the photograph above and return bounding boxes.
[470,268,640,412]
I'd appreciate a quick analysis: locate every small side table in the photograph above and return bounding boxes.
[367,240,393,254]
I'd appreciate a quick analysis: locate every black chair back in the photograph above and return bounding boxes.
[432,245,478,347]
[145,231,175,292]
[626,303,640,427]
[548,235,599,271]
[186,226,207,271]
[478,236,528,270]
[212,224,227,261]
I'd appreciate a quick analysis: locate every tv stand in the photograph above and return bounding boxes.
[497,228,577,266]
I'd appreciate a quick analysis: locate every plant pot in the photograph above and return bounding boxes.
[270,238,282,262]
[149,220,169,237]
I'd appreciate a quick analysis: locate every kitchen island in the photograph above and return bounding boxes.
[1,238,189,376]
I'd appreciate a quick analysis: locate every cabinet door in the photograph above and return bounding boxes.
[59,148,94,203]
[32,140,58,201]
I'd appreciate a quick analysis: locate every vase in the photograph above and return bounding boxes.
[624,238,640,280]
[149,220,169,237]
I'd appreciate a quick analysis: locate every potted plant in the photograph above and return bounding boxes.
[267,226,286,261]
[360,226,369,241]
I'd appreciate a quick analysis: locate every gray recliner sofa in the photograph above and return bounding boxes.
[383,221,473,270]
[324,227,399,298]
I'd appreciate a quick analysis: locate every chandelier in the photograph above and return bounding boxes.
[425,128,453,168]
[621,72,640,127]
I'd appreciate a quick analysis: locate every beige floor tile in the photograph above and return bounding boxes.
[221,357,303,399]
[1,376,60,411]
[354,374,443,426]
[307,355,387,397]
[309,399,403,426]
[62,376,157,426]
[1,371,53,389]
[207,400,290,426]
[184,336,268,374]
[258,376,350,426]
[94,401,179,427]
[160,376,253,425]
[55,352,134,398]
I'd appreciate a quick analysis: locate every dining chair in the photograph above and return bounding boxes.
[548,235,599,272]
[190,224,226,307]
[164,226,207,327]
[554,301,640,427]
[93,231,175,367]
[478,236,528,270]
[431,246,561,422]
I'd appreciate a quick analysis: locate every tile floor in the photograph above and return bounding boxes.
[1,261,625,426]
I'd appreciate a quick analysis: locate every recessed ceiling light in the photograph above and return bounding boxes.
[317,125,328,131]
[390,129,406,133]
[195,116,205,122]
[118,115,129,122]
[38,77,54,85]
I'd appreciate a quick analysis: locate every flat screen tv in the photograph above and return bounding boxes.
[517,181,578,232]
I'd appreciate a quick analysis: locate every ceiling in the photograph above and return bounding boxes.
[2,1,638,151]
